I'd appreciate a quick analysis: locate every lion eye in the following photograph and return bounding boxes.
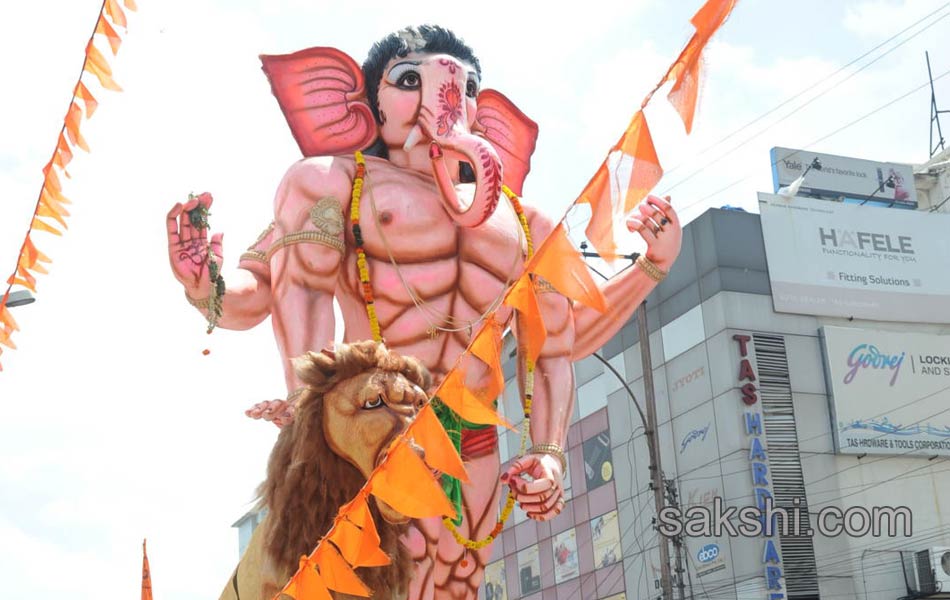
[363,394,385,410]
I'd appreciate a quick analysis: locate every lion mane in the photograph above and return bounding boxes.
[258,340,431,596]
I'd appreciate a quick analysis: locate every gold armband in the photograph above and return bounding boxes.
[528,443,567,474]
[636,254,668,283]
[266,230,345,257]
[185,291,211,310]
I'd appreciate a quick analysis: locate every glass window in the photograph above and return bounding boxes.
[582,430,614,491]
[517,544,541,595]
[483,560,507,600]
[552,527,580,583]
[591,510,622,569]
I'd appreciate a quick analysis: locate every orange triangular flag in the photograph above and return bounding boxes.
[616,111,663,213]
[312,544,370,597]
[31,217,63,236]
[663,0,737,133]
[579,163,620,258]
[12,267,37,292]
[436,370,510,428]
[85,41,113,77]
[76,81,99,117]
[42,182,72,208]
[0,331,15,351]
[64,103,91,152]
[124,0,138,9]
[282,556,332,600]
[106,0,128,28]
[467,318,504,403]
[371,438,457,519]
[407,404,469,482]
[54,134,74,171]
[504,274,547,364]
[528,224,607,313]
[328,495,390,568]
[0,304,20,332]
[95,15,122,55]
[84,52,123,91]
[21,236,38,266]
[37,202,68,229]
[141,539,153,600]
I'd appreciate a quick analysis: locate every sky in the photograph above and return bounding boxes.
[0,0,948,598]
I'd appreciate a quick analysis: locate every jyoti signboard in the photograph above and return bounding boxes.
[820,326,950,456]
[758,193,950,323]
[770,147,917,206]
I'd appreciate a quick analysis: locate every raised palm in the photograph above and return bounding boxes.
[166,192,223,295]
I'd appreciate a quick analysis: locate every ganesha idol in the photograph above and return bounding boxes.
[166,25,682,599]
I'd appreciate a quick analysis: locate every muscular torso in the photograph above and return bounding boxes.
[271,155,529,388]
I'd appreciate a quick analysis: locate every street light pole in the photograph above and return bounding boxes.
[635,301,674,599]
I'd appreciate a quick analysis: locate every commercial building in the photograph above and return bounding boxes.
[484,147,950,600]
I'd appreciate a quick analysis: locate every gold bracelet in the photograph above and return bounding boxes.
[635,254,668,283]
[286,387,307,404]
[528,443,567,474]
[185,291,211,310]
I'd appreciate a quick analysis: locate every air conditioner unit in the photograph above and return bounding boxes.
[914,546,950,596]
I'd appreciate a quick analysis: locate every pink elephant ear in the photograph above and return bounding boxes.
[260,47,378,157]
[474,89,539,196]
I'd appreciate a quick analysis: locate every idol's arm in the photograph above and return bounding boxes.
[167,195,271,330]
[269,158,350,393]
[571,194,683,360]
[185,270,271,331]
[502,207,576,521]
[570,265,661,360]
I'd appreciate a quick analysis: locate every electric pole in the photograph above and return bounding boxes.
[636,301,674,599]
[665,478,688,600]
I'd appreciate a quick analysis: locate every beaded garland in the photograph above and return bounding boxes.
[349,153,541,551]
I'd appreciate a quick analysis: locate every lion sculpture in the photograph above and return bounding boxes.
[220,340,432,600]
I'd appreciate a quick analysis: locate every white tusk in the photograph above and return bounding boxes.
[403,124,425,152]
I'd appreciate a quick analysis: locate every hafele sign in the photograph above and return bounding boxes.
[770,147,917,206]
[820,326,950,456]
[758,194,950,323]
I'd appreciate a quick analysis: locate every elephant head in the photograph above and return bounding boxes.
[260,26,539,228]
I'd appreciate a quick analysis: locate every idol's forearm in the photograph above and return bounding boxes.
[571,265,660,361]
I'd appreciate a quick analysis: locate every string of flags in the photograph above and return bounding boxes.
[0,0,137,369]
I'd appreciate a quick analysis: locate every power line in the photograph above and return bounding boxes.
[660,3,950,196]
[679,66,950,211]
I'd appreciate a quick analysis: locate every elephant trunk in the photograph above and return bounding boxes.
[405,62,504,229]
[428,138,502,228]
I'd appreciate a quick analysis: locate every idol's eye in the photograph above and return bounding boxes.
[466,78,478,99]
[396,70,421,89]
[363,394,385,410]
[387,62,422,90]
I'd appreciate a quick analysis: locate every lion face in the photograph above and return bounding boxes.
[322,368,429,523]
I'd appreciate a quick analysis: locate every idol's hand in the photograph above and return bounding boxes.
[166,192,223,297]
[625,195,682,272]
[501,454,566,521]
[245,399,295,429]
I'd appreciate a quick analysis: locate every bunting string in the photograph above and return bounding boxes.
[0,0,137,370]
[272,1,738,597]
